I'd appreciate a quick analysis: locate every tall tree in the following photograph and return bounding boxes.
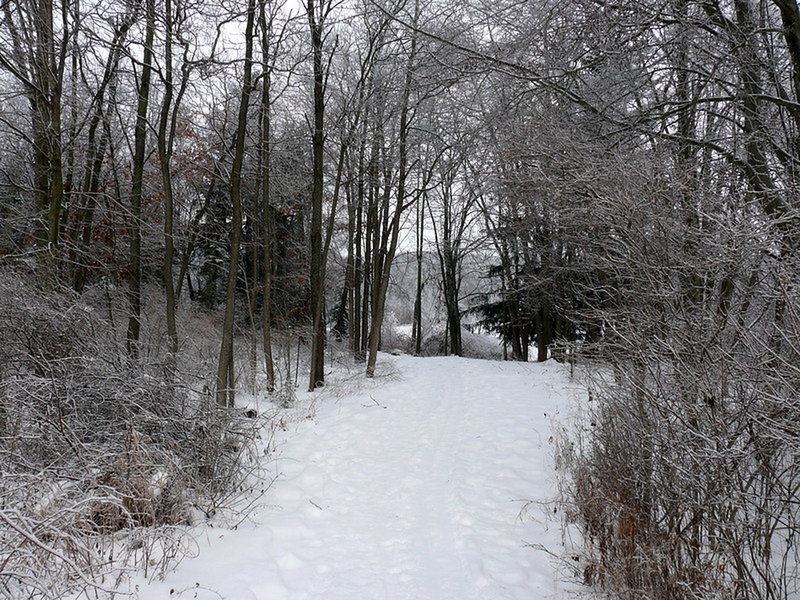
[258,0,284,391]
[70,8,136,291]
[126,0,156,358]
[305,0,330,390]
[215,0,257,406]
[157,0,186,359]
[365,1,420,377]
[0,0,68,248]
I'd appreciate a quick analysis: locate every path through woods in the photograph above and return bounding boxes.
[132,355,583,599]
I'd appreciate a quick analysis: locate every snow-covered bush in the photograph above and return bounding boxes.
[0,265,262,599]
[417,324,503,360]
[560,176,800,600]
[379,312,412,353]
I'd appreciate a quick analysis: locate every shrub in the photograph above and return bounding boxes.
[0,264,262,599]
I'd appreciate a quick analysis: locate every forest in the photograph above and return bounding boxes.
[1,0,799,598]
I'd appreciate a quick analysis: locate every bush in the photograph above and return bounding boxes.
[561,198,800,600]
[0,264,261,599]
[418,324,503,360]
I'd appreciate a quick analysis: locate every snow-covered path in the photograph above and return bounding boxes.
[133,355,581,600]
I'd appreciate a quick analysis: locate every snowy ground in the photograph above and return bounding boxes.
[130,354,585,600]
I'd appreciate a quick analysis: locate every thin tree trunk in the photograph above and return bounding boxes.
[73,89,113,291]
[259,0,276,391]
[70,6,133,290]
[0,0,62,248]
[215,0,256,406]
[61,0,79,269]
[158,0,178,357]
[176,167,217,301]
[353,161,365,360]
[536,305,552,362]
[365,11,418,377]
[126,0,155,358]
[344,160,356,347]
[413,189,424,355]
[307,0,326,390]
[40,0,65,248]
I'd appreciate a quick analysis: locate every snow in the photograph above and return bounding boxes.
[129,354,584,600]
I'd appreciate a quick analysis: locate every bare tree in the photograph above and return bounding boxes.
[126,0,156,358]
[0,0,68,248]
[216,0,257,406]
[363,0,421,377]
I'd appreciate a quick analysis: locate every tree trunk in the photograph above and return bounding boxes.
[353,155,366,361]
[536,305,552,362]
[344,161,356,347]
[307,0,326,391]
[158,0,178,357]
[0,0,66,248]
[215,0,256,406]
[413,192,424,355]
[259,0,275,391]
[126,0,155,358]
[365,13,418,377]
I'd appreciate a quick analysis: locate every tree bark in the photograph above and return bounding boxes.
[126,0,155,358]
[259,0,276,391]
[71,12,132,291]
[412,191,424,355]
[365,14,418,377]
[158,0,178,358]
[306,0,326,390]
[215,0,256,406]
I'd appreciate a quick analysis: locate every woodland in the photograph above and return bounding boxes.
[0,0,799,598]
